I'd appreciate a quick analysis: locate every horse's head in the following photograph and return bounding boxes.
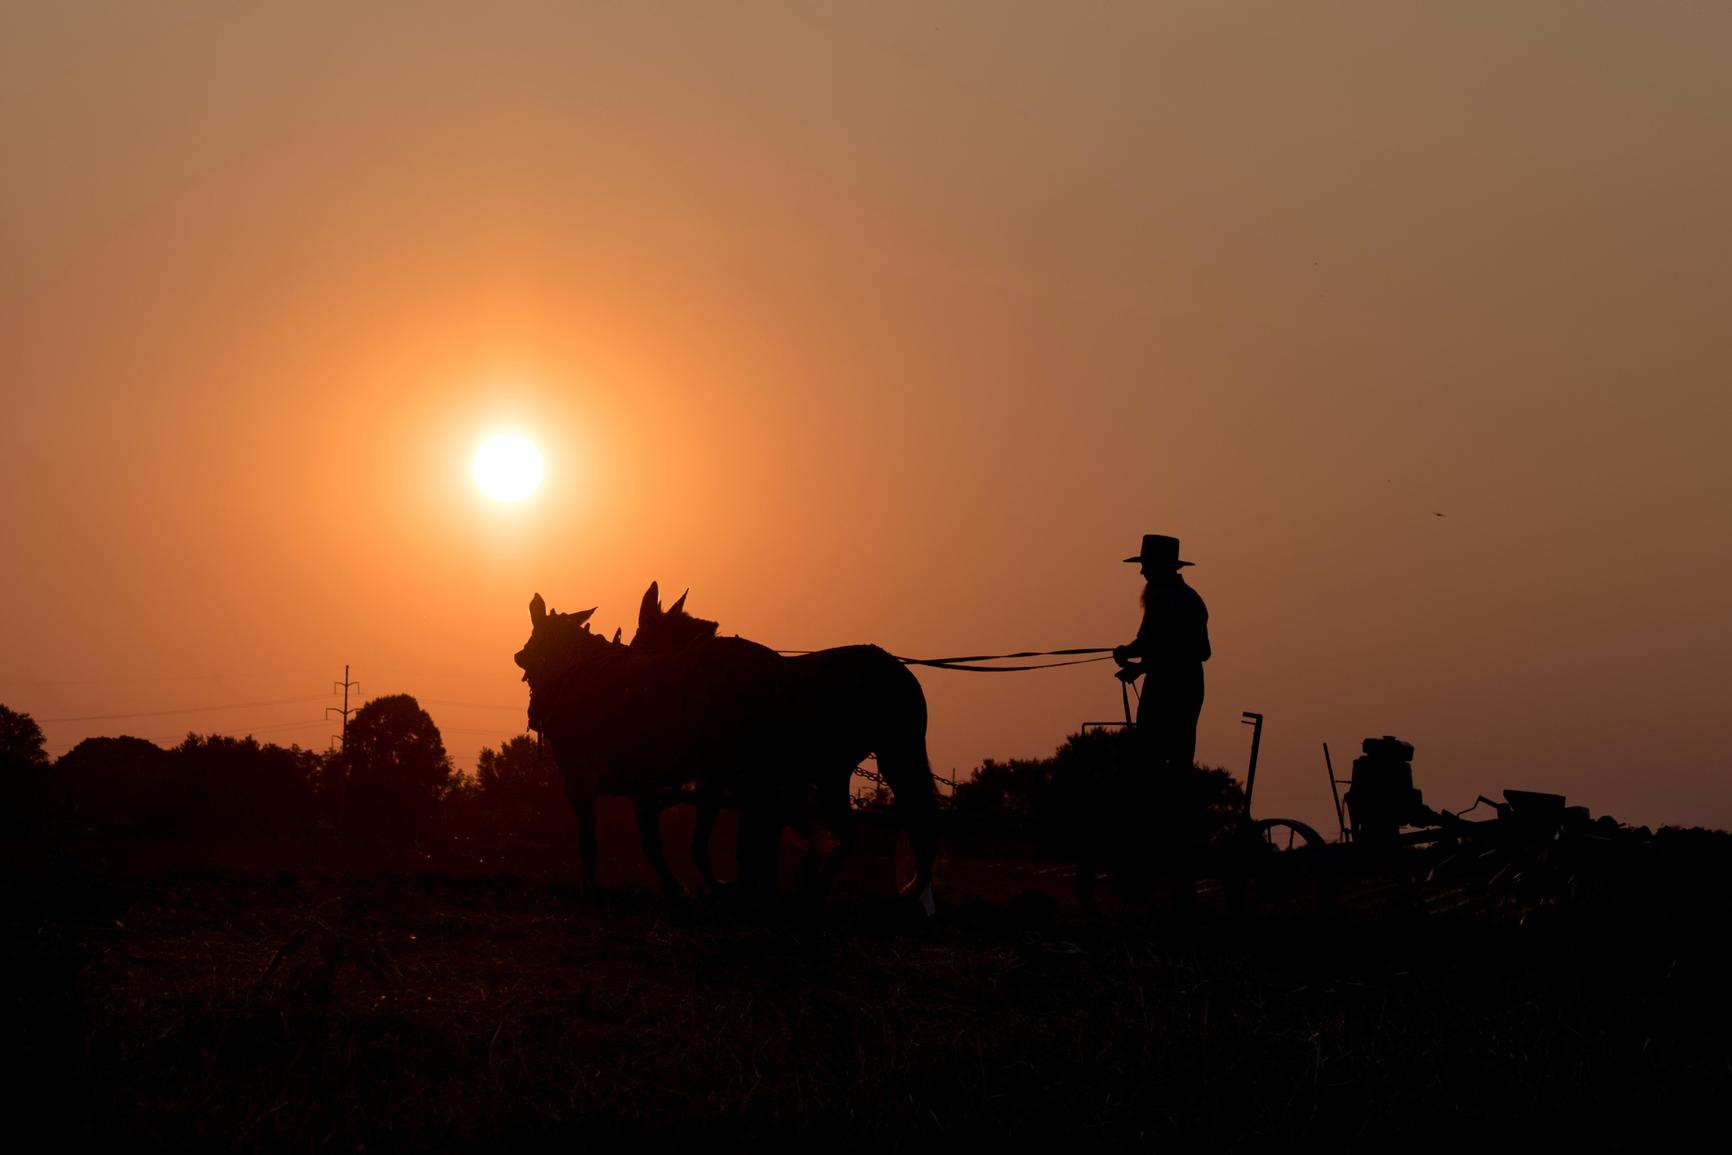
[630,580,720,653]
[516,593,616,729]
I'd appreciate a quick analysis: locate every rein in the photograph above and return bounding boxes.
[528,641,1132,749]
[776,646,1117,673]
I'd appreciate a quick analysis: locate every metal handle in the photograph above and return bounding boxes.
[1241,711,1264,816]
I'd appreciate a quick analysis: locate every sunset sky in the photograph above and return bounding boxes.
[3,3,1728,835]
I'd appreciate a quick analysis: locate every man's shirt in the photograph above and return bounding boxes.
[1128,577,1211,667]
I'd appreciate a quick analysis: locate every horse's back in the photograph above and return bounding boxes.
[662,633,791,744]
[785,644,922,702]
[784,645,927,756]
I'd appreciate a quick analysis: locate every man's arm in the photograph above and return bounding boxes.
[1113,634,1148,682]
[1116,596,1162,665]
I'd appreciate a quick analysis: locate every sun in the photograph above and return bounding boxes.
[472,434,544,502]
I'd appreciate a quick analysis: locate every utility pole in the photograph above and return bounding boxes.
[327,665,359,830]
[327,665,360,745]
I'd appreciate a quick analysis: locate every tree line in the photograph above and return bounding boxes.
[0,696,565,840]
[2,699,1246,847]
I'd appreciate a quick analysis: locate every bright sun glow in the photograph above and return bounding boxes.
[472,434,544,502]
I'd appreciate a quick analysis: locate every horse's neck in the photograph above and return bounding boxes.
[531,647,626,716]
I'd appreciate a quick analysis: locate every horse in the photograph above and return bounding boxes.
[515,586,940,909]
[513,592,781,897]
[620,582,742,893]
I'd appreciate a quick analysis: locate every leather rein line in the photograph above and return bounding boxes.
[775,646,1117,673]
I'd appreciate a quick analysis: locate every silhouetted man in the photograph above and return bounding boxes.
[1113,534,1210,773]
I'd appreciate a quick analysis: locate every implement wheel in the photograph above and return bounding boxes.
[1231,817,1337,916]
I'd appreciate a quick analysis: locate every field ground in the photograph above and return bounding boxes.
[6,812,1731,1149]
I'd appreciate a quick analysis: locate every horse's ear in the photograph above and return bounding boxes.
[612,627,623,644]
[529,593,547,625]
[573,607,596,628]
[639,581,662,628]
[670,589,689,616]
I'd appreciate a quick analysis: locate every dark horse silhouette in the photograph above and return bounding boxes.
[514,586,940,909]
[624,583,758,894]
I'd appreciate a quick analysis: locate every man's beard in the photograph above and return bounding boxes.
[1141,573,1176,608]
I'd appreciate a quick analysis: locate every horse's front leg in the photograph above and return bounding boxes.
[631,792,686,898]
[805,773,859,903]
[562,775,600,898]
[690,785,725,895]
[575,801,600,898]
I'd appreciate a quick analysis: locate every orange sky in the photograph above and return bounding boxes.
[3,3,1729,835]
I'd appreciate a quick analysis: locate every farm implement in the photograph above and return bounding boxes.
[848,673,1647,921]
[1160,725,1650,921]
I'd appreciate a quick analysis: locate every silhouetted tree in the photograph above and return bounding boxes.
[955,727,1246,848]
[0,704,47,769]
[52,736,174,833]
[342,694,450,835]
[437,770,484,830]
[955,728,1248,904]
[307,747,349,829]
[950,752,1056,821]
[475,734,565,830]
[0,704,50,831]
[167,733,319,834]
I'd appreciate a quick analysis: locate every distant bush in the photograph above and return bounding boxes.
[424,734,573,847]
[953,727,1247,849]
[475,734,567,833]
[51,735,176,834]
[167,734,320,834]
[24,732,322,837]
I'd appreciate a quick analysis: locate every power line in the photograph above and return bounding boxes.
[30,679,527,753]
[0,668,329,688]
[38,694,333,723]
[216,718,331,738]
[42,716,331,753]
[417,698,525,711]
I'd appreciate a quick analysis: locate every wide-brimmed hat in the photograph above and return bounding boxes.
[1123,534,1194,568]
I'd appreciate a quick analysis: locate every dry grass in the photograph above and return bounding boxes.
[5,830,1730,1149]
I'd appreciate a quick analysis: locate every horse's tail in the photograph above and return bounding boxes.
[875,656,941,907]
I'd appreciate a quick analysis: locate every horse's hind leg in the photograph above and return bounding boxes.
[880,748,940,912]
[1076,851,1101,914]
[791,795,824,899]
[630,792,686,898]
[907,813,940,912]
[733,784,782,904]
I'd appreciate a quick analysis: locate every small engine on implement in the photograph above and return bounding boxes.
[1343,736,1428,846]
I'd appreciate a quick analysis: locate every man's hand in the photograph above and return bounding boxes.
[1115,662,1143,684]
[1112,644,1131,666]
